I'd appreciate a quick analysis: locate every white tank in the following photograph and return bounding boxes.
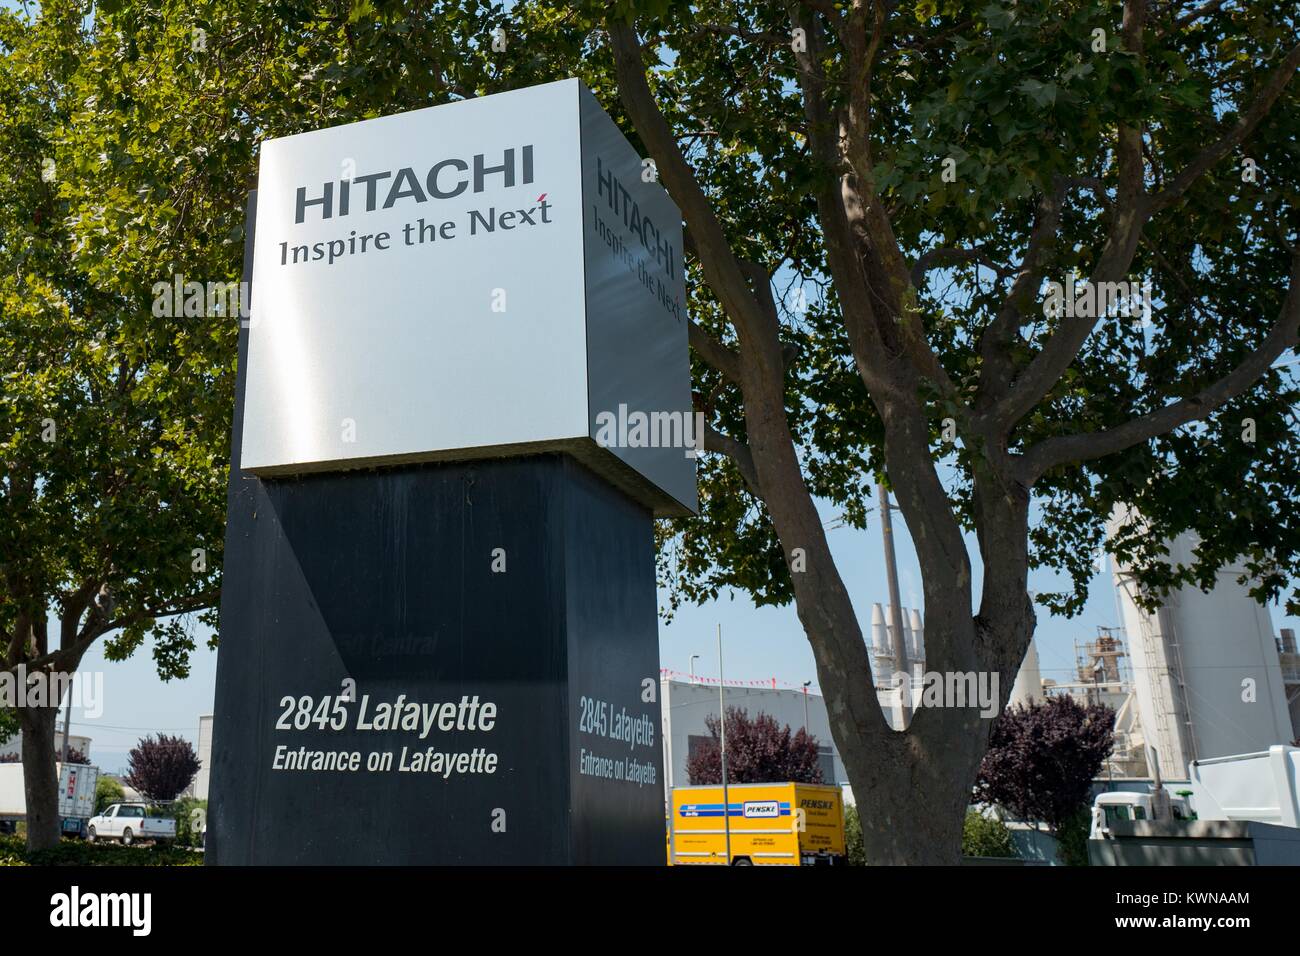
[1110,522,1294,776]
[908,608,925,664]
[870,603,891,672]
[1008,638,1042,709]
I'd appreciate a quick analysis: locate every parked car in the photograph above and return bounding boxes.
[87,803,177,844]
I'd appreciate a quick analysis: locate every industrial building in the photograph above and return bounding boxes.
[194,714,213,801]
[1111,531,1298,774]
[658,675,850,799]
[1010,526,1300,784]
[0,732,93,763]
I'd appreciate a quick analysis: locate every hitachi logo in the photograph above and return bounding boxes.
[593,154,677,280]
[295,145,535,223]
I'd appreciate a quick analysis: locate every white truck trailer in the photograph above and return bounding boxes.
[0,762,100,837]
[1089,745,1300,863]
[1187,745,1300,827]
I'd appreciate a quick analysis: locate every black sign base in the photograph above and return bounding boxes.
[208,453,665,865]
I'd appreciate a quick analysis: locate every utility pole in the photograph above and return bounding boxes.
[802,680,811,733]
[877,481,911,725]
[717,623,731,865]
[60,681,73,764]
[689,654,700,681]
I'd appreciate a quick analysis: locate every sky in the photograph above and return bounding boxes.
[63,494,1300,776]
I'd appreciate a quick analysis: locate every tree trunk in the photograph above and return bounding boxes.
[815,623,998,864]
[19,702,61,852]
[854,728,989,865]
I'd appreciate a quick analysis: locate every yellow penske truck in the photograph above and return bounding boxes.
[668,782,847,866]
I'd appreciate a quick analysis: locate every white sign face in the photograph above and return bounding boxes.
[242,79,695,515]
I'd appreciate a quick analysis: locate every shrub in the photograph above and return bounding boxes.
[172,797,208,848]
[125,734,201,802]
[1055,807,1093,867]
[843,803,865,865]
[0,833,201,866]
[95,776,125,814]
[962,809,1018,859]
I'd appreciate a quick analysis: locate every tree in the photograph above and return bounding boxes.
[0,1,227,850]
[580,0,1300,862]
[124,734,200,802]
[686,706,824,784]
[94,775,124,814]
[974,695,1116,835]
[0,709,17,748]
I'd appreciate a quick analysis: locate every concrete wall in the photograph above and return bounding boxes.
[1089,819,1300,865]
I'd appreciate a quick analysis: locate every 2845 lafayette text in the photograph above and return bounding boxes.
[275,692,497,740]
[270,693,503,778]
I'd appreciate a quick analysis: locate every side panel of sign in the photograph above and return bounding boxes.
[562,459,666,864]
[579,86,697,515]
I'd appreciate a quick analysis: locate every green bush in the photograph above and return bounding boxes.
[94,775,125,814]
[0,833,201,866]
[843,803,865,865]
[171,797,208,848]
[962,809,1018,859]
[1055,806,1092,866]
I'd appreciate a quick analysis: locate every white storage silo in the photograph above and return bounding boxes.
[1110,523,1294,777]
[1008,638,1042,709]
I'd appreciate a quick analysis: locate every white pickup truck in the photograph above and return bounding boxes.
[87,803,177,845]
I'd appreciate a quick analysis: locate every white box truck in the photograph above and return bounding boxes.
[0,762,100,837]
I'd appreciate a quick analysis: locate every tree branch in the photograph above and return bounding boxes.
[1149,40,1300,215]
[703,425,761,495]
[910,245,1012,287]
[1017,246,1300,481]
[976,179,1069,411]
[689,319,743,384]
[788,6,893,399]
[606,19,769,344]
[985,0,1150,431]
[6,588,220,678]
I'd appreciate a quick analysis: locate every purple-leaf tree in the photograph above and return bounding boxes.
[124,734,201,803]
[974,695,1115,833]
[686,706,824,785]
